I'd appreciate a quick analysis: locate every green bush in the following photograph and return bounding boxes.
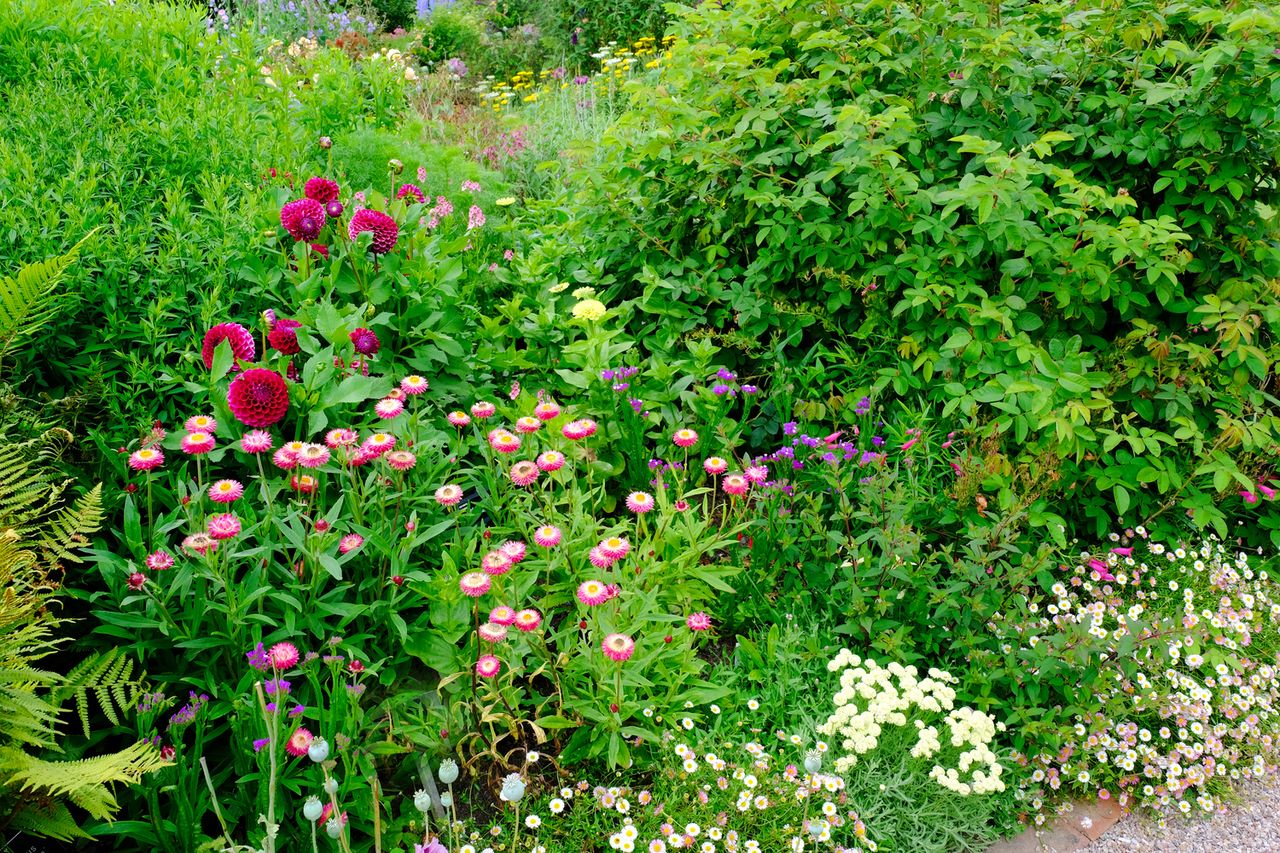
[526,0,1280,546]
[494,0,674,64]
[413,6,483,67]
[369,0,416,31]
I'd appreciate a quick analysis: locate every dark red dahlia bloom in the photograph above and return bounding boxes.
[227,368,290,427]
[347,209,398,255]
[396,183,426,204]
[304,177,340,204]
[349,328,380,356]
[268,318,302,355]
[280,198,326,242]
[202,323,256,371]
[309,243,329,258]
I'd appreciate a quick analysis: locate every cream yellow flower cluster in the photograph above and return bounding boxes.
[819,650,1006,795]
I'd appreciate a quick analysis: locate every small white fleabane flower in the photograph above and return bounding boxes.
[747,698,760,710]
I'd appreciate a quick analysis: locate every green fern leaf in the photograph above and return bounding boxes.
[0,231,94,367]
[50,649,140,737]
[39,482,103,565]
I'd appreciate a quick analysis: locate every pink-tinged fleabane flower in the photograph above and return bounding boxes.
[533,401,561,421]
[459,572,491,597]
[347,208,398,254]
[297,444,331,468]
[338,534,364,554]
[602,633,636,662]
[1087,558,1116,582]
[498,540,527,564]
[476,654,501,678]
[269,642,300,669]
[514,609,542,632]
[625,491,655,514]
[202,322,256,372]
[227,368,290,427]
[744,465,768,484]
[471,401,497,419]
[535,451,565,472]
[447,411,471,427]
[241,430,274,454]
[127,572,146,590]
[577,580,610,606]
[375,398,404,419]
[478,622,508,643]
[281,198,326,241]
[272,448,298,470]
[396,183,426,203]
[209,479,244,503]
[181,431,216,455]
[182,532,218,556]
[721,474,749,496]
[509,460,539,487]
[686,612,712,631]
[145,550,174,571]
[303,176,340,204]
[401,375,428,395]
[599,537,631,561]
[562,419,597,440]
[291,474,318,494]
[386,450,416,471]
[284,726,314,757]
[325,428,358,448]
[363,433,396,457]
[514,416,541,434]
[489,430,521,454]
[481,550,513,576]
[185,415,217,432]
[435,484,463,507]
[673,428,699,448]
[533,525,562,548]
[489,605,517,625]
[704,457,728,475]
[128,448,164,471]
[207,513,242,540]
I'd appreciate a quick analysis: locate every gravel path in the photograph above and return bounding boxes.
[1085,774,1280,853]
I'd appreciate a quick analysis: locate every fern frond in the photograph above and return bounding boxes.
[2,798,91,842]
[0,232,94,366]
[0,741,169,821]
[0,444,62,536]
[49,648,141,737]
[39,482,103,565]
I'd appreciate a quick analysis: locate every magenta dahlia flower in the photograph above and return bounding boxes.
[280,198,326,242]
[347,208,398,254]
[268,318,303,355]
[227,368,290,427]
[489,605,517,625]
[303,177,340,204]
[396,183,426,204]
[202,323,256,371]
[350,327,381,356]
[602,633,636,662]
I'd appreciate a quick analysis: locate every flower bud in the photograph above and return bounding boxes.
[319,136,332,149]
[303,796,324,821]
[438,758,459,784]
[307,738,329,763]
[326,200,344,218]
[388,158,404,175]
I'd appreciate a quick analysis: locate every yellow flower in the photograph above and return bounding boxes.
[572,299,607,321]
[549,282,570,293]
[496,197,517,207]
[572,286,597,299]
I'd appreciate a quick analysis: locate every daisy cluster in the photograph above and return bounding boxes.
[818,650,1007,794]
[1002,533,1280,820]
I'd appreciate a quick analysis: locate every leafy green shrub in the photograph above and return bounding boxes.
[329,121,500,198]
[368,0,416,32]
[413,6,483,67]
[528,0,1280,546]
[495,0,674,64]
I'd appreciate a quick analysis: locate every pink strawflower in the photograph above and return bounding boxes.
[514,416,541,434]
[577,580,610,606]
[291,474,318,494]
[533,525,562,548]
[347,208,398,254]
[602,633,635,662]
[476,654,501,678]
[460,572,491,597]
[498,540,527,564]
[489,605,517,625]
[674,500,690,512]
[672,428,699,448]
[447,411,472,427]
[325,428,358,448]
[401,375,429,395]
[435,484,463,506]
[509,460,539,487]
[625,491,655,514]
[396,183,426,203]
[744,465,768,484]
[181,432,216,455]
[185,415,217,432]
[588,546,613,569]
[339,534,364,554]
[241,430,274,454]
[272,447,298,470]
[481,550,513,576]
[145,550,174,571]
[281,441,307,458]
[536,451,565,472]
[386,450,417,471]
[721,474,749,496]
[686,612,712,631]
[285,726,314,757]
[704,457,728,475]
[562,419,597,440]
[128,448,164,471]
[297,443,331,468]
[181,532,218,556]
[281,198,326,241]
[363,433,396,457]
[207,513,242,540]
[488,430,521,454]
[227,368,290,427]
[209,479,244,503]
[303,177,340,204]
[269,642,300,669]
[375,398,404,419]
[533,401,561,421]
[478,622,508,643]
[127,572,146,590]
[471,401,497,419]
[514,609,542,632]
